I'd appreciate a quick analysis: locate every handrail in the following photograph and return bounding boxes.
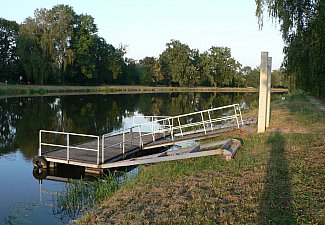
[101,122,173,163]
[135,103,243,134]
[132,115,170,126]
[39,130,100,165]
[144,104,242,125]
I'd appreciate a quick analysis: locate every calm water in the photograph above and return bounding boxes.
[0,92,259,224]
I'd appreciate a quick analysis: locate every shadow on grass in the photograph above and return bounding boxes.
[257,131,296,224]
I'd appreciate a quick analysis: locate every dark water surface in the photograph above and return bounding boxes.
[0,92,259,224]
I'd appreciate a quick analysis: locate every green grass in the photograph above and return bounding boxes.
[75,92,324,224]
[285,93,321,125]
[39,88,48,95]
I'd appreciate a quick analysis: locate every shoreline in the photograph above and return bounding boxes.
[0,84,288,98]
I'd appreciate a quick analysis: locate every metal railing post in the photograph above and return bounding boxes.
[66,133,70,161]
[131,127,134,147]
[138,127,143,148]
[233,105,240,129]
[201,112,207,134]
[122,131,125,154]
[178,117,183,136]
[168,118,174,141]
[208,110,213,130]
[102,135,105,164]
[150,121,155,142]
[97,136,100,165]
[238,105,244,125]
[39,130,42,156]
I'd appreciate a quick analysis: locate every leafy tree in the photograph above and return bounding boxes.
[50,5,75,83]
[0,18,21,83]
[18,6,76,84]
[245,67,260,88]
[159,40,199,86]
[138,57,164,85]
[18,15,58,84]
[152,60,164,84]
[272,69,287,88]
[17,5,126,85]
[117,58,141,85]
[138,57,156,85]
[200,47,241,87]
[256,0,325,98]
[92,36,124,84]
[67,13,97,83]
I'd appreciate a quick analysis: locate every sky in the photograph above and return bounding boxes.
[0,0,284,69]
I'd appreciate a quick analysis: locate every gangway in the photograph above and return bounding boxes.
[34,104,248,171]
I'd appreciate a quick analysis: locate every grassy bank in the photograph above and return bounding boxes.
[77,93,324,224]
[0,84,288,97]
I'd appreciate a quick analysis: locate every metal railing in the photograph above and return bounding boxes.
[38,104,243,165]
[39,130,100,165]
[100,104,243,162]
[135,103,243,138]
[175,103,242,134]
[132,115,170,125]
[101,121,173,163]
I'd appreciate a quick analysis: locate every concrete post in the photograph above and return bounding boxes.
[257,52,268,133]
[266,57,272,128]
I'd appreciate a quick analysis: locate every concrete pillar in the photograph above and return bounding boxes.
[266,57,272,128]
[257,52,269,133]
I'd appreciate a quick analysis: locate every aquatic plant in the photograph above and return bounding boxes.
[52,172,130,221]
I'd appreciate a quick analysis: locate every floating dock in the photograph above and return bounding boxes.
[33,104,253,173]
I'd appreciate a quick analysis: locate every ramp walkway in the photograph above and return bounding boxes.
[36,104,246,169]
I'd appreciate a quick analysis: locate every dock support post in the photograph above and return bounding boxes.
[266,57,272,128]
[258,52,269,133]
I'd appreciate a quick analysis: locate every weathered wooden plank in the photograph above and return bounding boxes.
[158,145,200,157]
[42,157,100,168]
[200,140,229,150]
[220,139,233,150]
[223,139,241,161]
[101,149,224,169]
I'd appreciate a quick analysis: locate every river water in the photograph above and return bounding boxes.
[0,92,260,224]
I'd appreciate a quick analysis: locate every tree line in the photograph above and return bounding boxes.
[0,4,286,87]
[256,0,325,99]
